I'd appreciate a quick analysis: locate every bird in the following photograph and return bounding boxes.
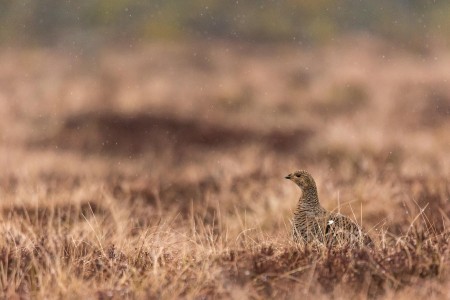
[285,170,372,247]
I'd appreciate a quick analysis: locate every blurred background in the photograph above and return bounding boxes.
[2,0,450,47]
[1,0,450,237]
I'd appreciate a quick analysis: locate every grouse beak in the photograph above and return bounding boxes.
[284,175,292,180]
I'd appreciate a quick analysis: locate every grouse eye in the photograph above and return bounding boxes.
[295,174,300,177]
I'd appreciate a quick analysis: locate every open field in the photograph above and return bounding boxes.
[1,36,450,299]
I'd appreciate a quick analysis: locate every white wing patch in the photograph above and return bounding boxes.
[327,220,334,225]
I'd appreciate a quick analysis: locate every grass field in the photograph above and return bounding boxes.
[1,36,450,299]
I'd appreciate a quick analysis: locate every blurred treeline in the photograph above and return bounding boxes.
[1,0,449,46]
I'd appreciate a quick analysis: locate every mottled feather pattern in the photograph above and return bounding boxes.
[286,170,372,247]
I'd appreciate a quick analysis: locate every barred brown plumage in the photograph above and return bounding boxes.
[285,170,373,247]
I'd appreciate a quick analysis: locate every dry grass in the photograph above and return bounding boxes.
[1,36,450,299]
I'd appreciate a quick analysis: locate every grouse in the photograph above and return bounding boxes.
[285,170,372,247]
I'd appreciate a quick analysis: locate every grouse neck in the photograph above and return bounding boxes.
[299,186,320,208]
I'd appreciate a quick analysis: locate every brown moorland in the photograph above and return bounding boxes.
[1,37,450,299]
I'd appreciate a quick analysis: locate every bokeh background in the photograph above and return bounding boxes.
[1,1,450,298]
[2,0,450,46]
